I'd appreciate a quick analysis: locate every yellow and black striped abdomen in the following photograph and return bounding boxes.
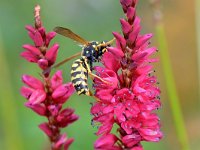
[71,59,89,95]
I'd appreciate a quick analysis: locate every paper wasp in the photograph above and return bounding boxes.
[47,27,115,97]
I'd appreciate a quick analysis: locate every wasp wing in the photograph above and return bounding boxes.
[54,26,89,45]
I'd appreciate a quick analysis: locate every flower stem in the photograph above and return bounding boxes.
[149,1,190,149]
[195,0,200,107]
[154,18,191,150]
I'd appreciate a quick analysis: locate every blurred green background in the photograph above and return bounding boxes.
[0,0,199,150]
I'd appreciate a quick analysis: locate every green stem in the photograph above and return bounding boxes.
[155,23,190,150]
[195,0,200,106]
[0,32,24,150]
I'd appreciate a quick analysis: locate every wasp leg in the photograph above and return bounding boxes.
[87,90,100,102]
[83,58,111,85]
[43,52,81,74]
[96,38,115,48]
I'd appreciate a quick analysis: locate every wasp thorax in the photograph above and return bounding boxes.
[82,41,110,63]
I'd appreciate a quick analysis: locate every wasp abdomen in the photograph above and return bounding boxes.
[71,59,90,95]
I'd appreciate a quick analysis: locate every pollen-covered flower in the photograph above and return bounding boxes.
[20,5,78,150]
[91,0,162,149]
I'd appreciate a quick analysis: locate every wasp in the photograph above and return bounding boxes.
[48,27,114,97]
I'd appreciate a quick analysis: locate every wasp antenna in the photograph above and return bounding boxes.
[97,38,116,48]
[105,38,115,46]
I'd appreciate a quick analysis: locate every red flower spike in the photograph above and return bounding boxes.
[25,102,46,116]
[39,122,53,137]
[22,75,44,90]
[38,27,46,37]
[25,25,35,33]
[64,138,74,150]
[91,0,162,149]
[20,5,78,150]
[48,104,62,116]
[121,134,142,148]
[54,134,68,149]
[46,31,57,47]
[52,83,75,103]
[51,70,63,90]
[56,108,79,127]
[22,44,41,56]
[45,43,59,65]
[20,86,34,99]
[120,0,132,13]
[28,89,46,105]
[120,18,132,35]
[127,7,136,23]
[94,134,119,150]
[135,34,153,49]
[107,47,124,58]
[20,51,38,63]
[38,59,49,70]
[102,52,121,72]
[32,30,44,47]
[113,32,126,50]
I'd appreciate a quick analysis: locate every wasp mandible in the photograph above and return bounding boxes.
[47,27,115,97]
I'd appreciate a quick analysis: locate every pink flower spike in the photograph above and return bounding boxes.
[107,47,124,58]
[28,89,46,105]
[22,75,44,90]
[38,27,46,38]
[96,122,113,135]
[25,25,35,33]
[91,1,162,149]
[135,34,153,49]
[46,31,57,47]
[120,18,132,35]
[56,108,79,127]
[143,47,157,56]
[102,52,121,72]
[39,122,53,137]
[139,128,162,142]
[48,104,62,116]
[113,32,126,50]
[120,0,132,12]
[136,65,153,75]
[33,30,44,47]
[54,134,67,149]
[51,70,63,90]
[64,138,74,150]
[25,102,46,116]
[94,134,118,150]
[20,86,34,99]
[20,51,38,62]
[22,44,41,56]
[121,134,142,148]
[38,59,48,70]
[52,83,75,103]
[127,7,136,23]
[21,5,77,150]
[45,43,59,65]
[94,66,118,90]
[128,25,140,44]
